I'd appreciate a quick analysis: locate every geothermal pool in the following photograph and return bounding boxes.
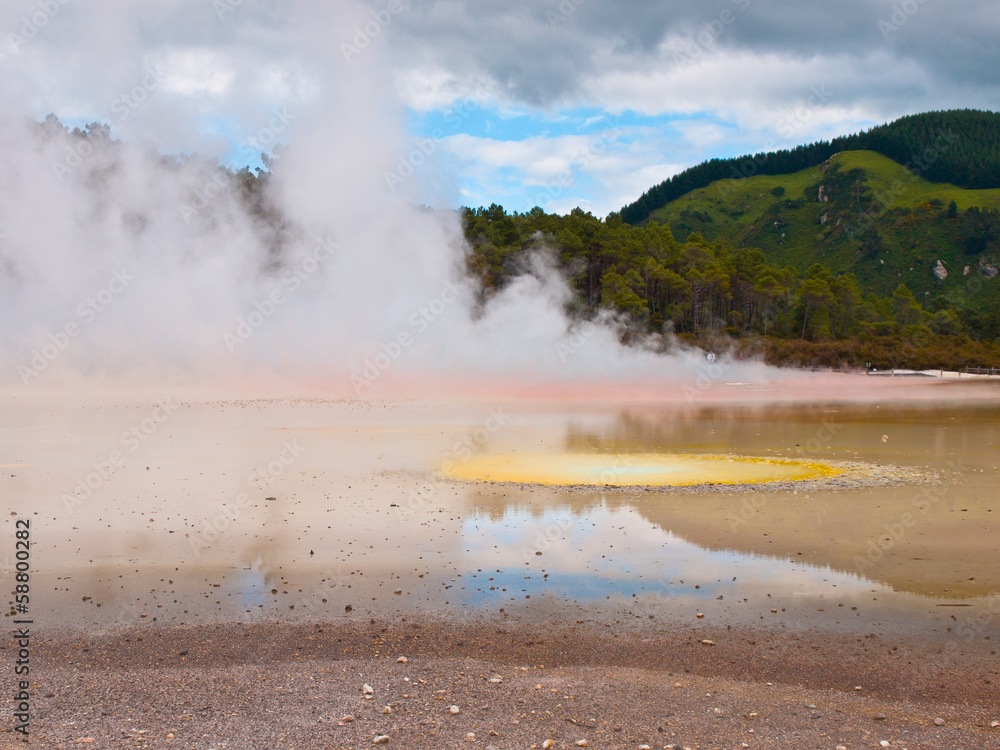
[2,382,999,645]
[440,451,839,486]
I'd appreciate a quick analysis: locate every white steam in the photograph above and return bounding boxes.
[0,0,780,394]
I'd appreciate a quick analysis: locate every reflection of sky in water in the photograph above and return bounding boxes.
[238,557,270,609]
[459,503,883,609]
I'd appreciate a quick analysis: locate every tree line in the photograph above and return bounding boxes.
[464,203,1000,370]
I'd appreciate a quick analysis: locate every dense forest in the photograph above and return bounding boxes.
[620,110,1000,225]
[462,203,1000,370]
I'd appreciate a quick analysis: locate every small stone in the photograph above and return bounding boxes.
[713,708,722,716]
[394,589,402,595]
[992,720,1000,727]
[575,741,588,747]
[363,684,374,695]
[836,746,847,750]
[78,740,95,745]
[449,705,460,715]
[674,682,682,688]
[466,733,476,741]
[854,685,863,691]
[396,656,408,663]
[166,734,174,739]
[373,736,390,745]
[542,741,555,750]
[701,639,715,646]
[342,715,355,723]
[696,612,704,618]
[880,742,890,748]
[488,676,503,683]
[382,705,392,714]
[933,717,945,726]
[639,746,652,750]
[873,713,887,720]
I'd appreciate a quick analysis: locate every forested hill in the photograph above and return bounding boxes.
[620,110,1000,225]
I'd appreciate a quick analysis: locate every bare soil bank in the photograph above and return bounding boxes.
[5,617,999,750]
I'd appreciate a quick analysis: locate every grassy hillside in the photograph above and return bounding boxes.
[621,109,1000,224]
[651,150,1000,300]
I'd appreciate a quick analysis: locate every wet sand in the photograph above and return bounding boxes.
[2,377,1000,747]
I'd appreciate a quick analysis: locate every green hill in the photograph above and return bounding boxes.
[650,150,1000,300]
[620,109,1000,225]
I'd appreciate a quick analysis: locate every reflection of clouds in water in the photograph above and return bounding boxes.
[461,502,884,607]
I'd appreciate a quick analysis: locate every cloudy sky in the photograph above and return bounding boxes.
[2,0,998,218]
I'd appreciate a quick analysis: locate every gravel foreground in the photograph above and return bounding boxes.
[3,618,1000,750]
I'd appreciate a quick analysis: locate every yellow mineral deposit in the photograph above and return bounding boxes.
[440,452,840,486]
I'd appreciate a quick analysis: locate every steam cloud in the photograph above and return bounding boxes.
[0,0,778,395]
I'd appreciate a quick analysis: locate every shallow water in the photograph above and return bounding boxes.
[2,385,999,644]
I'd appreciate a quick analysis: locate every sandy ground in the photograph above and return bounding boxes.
[5,618,1000,750]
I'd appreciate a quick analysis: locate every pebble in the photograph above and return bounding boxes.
[836,746,847,750]
[363,684,374,695]
[639,746,652,750]
[879,742,890,748]
[574,741,588,747]
[992,720,1000,727]
[873,713,886,720]
[341,715,355,723]
[541,740,554,750]
[382,705,392,715]
[701,639,716,646]
[466,733,476,741]
[373,735,390,745]
[933,717,945,726]
[396,656,408,663]
[166,733,174,739]
[488,676,503,683]
[449,705,461,715]
[696,613,704,619]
